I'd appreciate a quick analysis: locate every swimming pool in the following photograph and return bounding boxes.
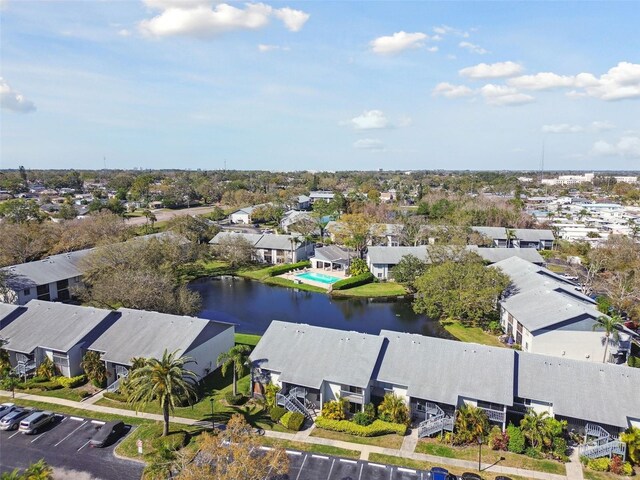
[296,271,341,284]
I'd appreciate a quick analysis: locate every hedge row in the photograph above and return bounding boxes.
[280,411,305,431]
[331,272,374,291]
[103,391,128,402]
[267,260,311,277]
[315,417,407,437]
[58,375,86,388]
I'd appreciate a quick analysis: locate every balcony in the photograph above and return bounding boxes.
[340,390,364,403]
[479,406,506,423]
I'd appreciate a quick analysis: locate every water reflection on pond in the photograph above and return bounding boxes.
[190,276,451,338]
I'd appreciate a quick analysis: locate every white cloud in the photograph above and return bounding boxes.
[118,29,131,37]
[139,2,309,38]
[458,41,488,54]
[507,72,574,90]
[258,44,289,52]
[370,31,427,55]
[0,77,36,113]
[432,25,468,37]
[541,124,584,134]
[591,136,640,158]
[480,84,534,106]
[590,120,615,131]
[354,138,385,151]
[459,61,523,79]
[349,110,391,130]
[427,46,439,53]
[432,82,475,99]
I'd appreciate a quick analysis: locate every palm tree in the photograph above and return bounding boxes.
[127,350,198,437]
[592,314,623,363]
[520,409,549,449]
[454,404,489,444]
[1,469,24,480]
[81,351,107,387]
[217,345,251,397]
[24,459,53,480]
[378,393,409,424]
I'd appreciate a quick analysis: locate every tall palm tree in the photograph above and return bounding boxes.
[217,345,251,397]
[378,393,409,424]
[81,350,107,387]
[592,314,623,363]
[520,409,549,449]
[127,350,198,437]
[454,404,489,444]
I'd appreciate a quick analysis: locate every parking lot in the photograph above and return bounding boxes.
[263,447,431,480]
[0,411,143,480]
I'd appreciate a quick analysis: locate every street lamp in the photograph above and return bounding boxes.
[477,434,483,472]
[210,397,215,431]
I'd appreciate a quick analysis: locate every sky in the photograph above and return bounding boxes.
[1,0,639,172]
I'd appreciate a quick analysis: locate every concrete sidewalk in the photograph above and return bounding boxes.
[1,390,572,480]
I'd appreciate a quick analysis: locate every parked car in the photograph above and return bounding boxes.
[495,477,513,480]
[19,411,55,434]
[89,420,126,447]
[461,473,483,480]
[0,403,17,420]
[429,467,457,480]
[0,409,33,431]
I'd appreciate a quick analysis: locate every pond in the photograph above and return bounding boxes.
[190,276,452,338]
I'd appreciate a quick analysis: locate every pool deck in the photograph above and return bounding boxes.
[281,267,348,290]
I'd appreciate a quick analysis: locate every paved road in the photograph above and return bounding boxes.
[0,412,143,480]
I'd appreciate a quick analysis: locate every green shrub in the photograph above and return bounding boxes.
[487,321,502,333]
[622,461,633,476]
[225,393,244,405]
[525,447,543,459]
[78,391,91,399]
[332,272,374,290]
[267,261,311,277]
[353,412,373,426]
[57,375,87,388]
[280,411,305,431]
[152,431,188,451]
[315,417,407,437]
[264,383,281,409]
[378,393,410,425]
[629,355,640,368]
[587,457,610,472]
[506,424,525,454]
[348,258,370,276]
[23,379,62,391]
[321,399,347,420]
[103,391,128,402]
[270,406,287,422]
[609,455,624,475]
[552,437,568,461]
[30,375,48,383]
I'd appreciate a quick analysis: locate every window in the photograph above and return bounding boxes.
[23,288,31,296]
[36,284,50,301]
[52,352,69,369]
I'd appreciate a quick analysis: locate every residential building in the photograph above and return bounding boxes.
[280,210,317,234]
[492,257,630,363]
[89,308,234,391]
[1,250,89,305]
[293,195,311,210]
[310,245,356,272]
[250,321,384,415]
[250,321,640,435]
[0,300,117,378]
[210,231,314,264]
[541,173,595,186]
[471,226,554,250]
[308,191,335,203]
[325,221,403,247]
[229,205,261,224]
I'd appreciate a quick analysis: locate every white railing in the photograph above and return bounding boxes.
[106,377,122,393]
[479,407,506,423]
[418,416,454,438]
[276,393,311,419]
[579,423,627,459]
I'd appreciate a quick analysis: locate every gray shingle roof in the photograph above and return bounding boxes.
[3,250,89,290]
[0,303,21,321]
[367,246,430,265]
[313,246,355,264]
[209,232,303,251]
[513,229,555,242]
[472,247,544,265]
[516,351,640,428]
[250,321,384,389]
[377,330,515,406]
[471,226,508,240]
[89,308,233,366]
[209,231,263,246]
[0,300,113,354]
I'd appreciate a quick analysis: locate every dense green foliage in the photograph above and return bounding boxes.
[452,404,489,445]
[315,417,407,437]
[331,272,374,290]
[266,260,311,277]
[390,254,428,289]
[507,423,526,453]
[280,411,305,431]
[348,258,370,276]
[57,375,86,388]
[377,393,410,425]
[320,398,347,420]
[269,406,287,422]
[621,427,640,464]
[81,351,107,387]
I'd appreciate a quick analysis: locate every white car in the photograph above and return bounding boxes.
[0,403,17,421]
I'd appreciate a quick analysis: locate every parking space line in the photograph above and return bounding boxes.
[339,458,357,464]
[77,440,91,452]
[8,431,21,439]
[326,458,335,480]
[69,416,84,422]
[312,454,329,459]
[358,463,364,480]
[286,450,302,455]
[90,420,105,425]
[259,446,272,451]
[398,467,417,474]
[295,454,307,480]
[31,432,48,443]
[55,420,88,447]
[368,463,386,468]
[389,467,393,480]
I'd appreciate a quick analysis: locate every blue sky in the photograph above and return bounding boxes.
[1,1,639,171]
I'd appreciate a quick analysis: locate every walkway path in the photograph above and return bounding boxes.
[1,390,572,480]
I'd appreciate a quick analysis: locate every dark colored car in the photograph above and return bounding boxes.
[430,467,457,480]
[0,403,18,421]
[495,477,514,480]
[461,473,483,480]
[89,420,126,447]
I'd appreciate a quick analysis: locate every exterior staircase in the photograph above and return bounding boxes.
[578,424,626,459]
[417,402,454,438]
[277,388,314,420]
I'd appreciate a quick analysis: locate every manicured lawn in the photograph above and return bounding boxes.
[258,437,361,459]
[369,453,531,480]
[546,263,567,274]
[18,388,88,402]
[235,333,262,348]
[584,469,638,480]
[0,395,149,425]
[331,282,408,298]
[179,259,235,281]
[265,276,327,293]
[236,265,273,281]
[310,427,404,449]
[415,439,566,475]
[441,320,504,347]
[116,422,202,461]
